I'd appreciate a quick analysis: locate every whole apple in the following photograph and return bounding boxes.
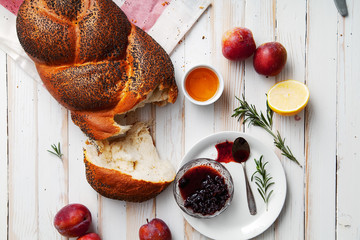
[77,233,101,240]
[54,203,92,238]
[139,218,172,240]
[253,42,287,76]
[222,27,256,61]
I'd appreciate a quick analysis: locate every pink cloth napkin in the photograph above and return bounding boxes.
[0,0,171,32]
[0,0,211,81]
[0,0,22,15]
[121,0,171,31]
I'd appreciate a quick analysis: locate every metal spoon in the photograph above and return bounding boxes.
[232,137,257,215]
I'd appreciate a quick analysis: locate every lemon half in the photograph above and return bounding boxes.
[267,80,310,116]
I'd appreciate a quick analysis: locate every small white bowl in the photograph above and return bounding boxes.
[182,64,224,105]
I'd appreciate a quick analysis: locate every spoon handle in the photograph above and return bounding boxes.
[242,163,257,215]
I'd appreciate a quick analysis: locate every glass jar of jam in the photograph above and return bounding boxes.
[173,158,234,218]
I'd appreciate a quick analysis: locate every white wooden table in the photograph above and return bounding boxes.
[1,0,360,239]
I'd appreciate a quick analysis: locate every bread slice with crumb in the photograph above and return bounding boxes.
[84,122,175,202]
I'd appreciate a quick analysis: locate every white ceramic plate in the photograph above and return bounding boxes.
[177,131,287,240]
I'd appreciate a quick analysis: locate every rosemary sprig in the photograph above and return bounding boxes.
[232,95,302,167]
[48,142,63,160]
[273,131,299,164]
[251,155,274,211]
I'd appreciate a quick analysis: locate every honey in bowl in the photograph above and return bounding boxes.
[185,67,219,102]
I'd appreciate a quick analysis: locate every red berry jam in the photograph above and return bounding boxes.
[178,165,230,216]
[215,139,250,163]
[215,141,234,163]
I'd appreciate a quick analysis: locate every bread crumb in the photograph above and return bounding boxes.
[199,6,204,9]
[162,1,170,6]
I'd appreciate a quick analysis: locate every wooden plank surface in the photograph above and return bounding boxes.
[7,56,38,239]
[336,0,360,239]
[37,79,67,239]
[0,49,8,240]
[244,1,277,240]
[305,0,338,239]
[1,1,360,239]
[274,0,306,239]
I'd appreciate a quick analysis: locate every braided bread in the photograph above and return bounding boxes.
[16,0,178,202]
[16,0,178,140]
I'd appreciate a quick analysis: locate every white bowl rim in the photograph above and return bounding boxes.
[182,64,224,106]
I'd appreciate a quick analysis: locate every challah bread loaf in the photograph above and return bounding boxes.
[84,122,175,202]
[16,0,178,140]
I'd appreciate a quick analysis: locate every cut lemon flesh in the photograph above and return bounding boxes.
[267,80,309,116]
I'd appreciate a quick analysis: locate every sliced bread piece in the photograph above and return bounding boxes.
[84,122,175,202]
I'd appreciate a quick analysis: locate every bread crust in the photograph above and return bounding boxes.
[17,0,178,140]
[84,149,173,202]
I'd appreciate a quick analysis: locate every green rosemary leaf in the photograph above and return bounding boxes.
[48,142,63,160]
[266,190,274,203]
[273,131,301,166]
[255,182,265,194]
[251,172,256,181]
[263,161,269,168]
[264,177,272,186]
[257,188,266,202]
[266,100,274,127]
[251,155,274,211]
[265,182,275,192]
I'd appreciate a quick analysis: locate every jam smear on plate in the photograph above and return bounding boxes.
[215,141,234,163]
[178,165,230,216]
[215,140,250,163]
